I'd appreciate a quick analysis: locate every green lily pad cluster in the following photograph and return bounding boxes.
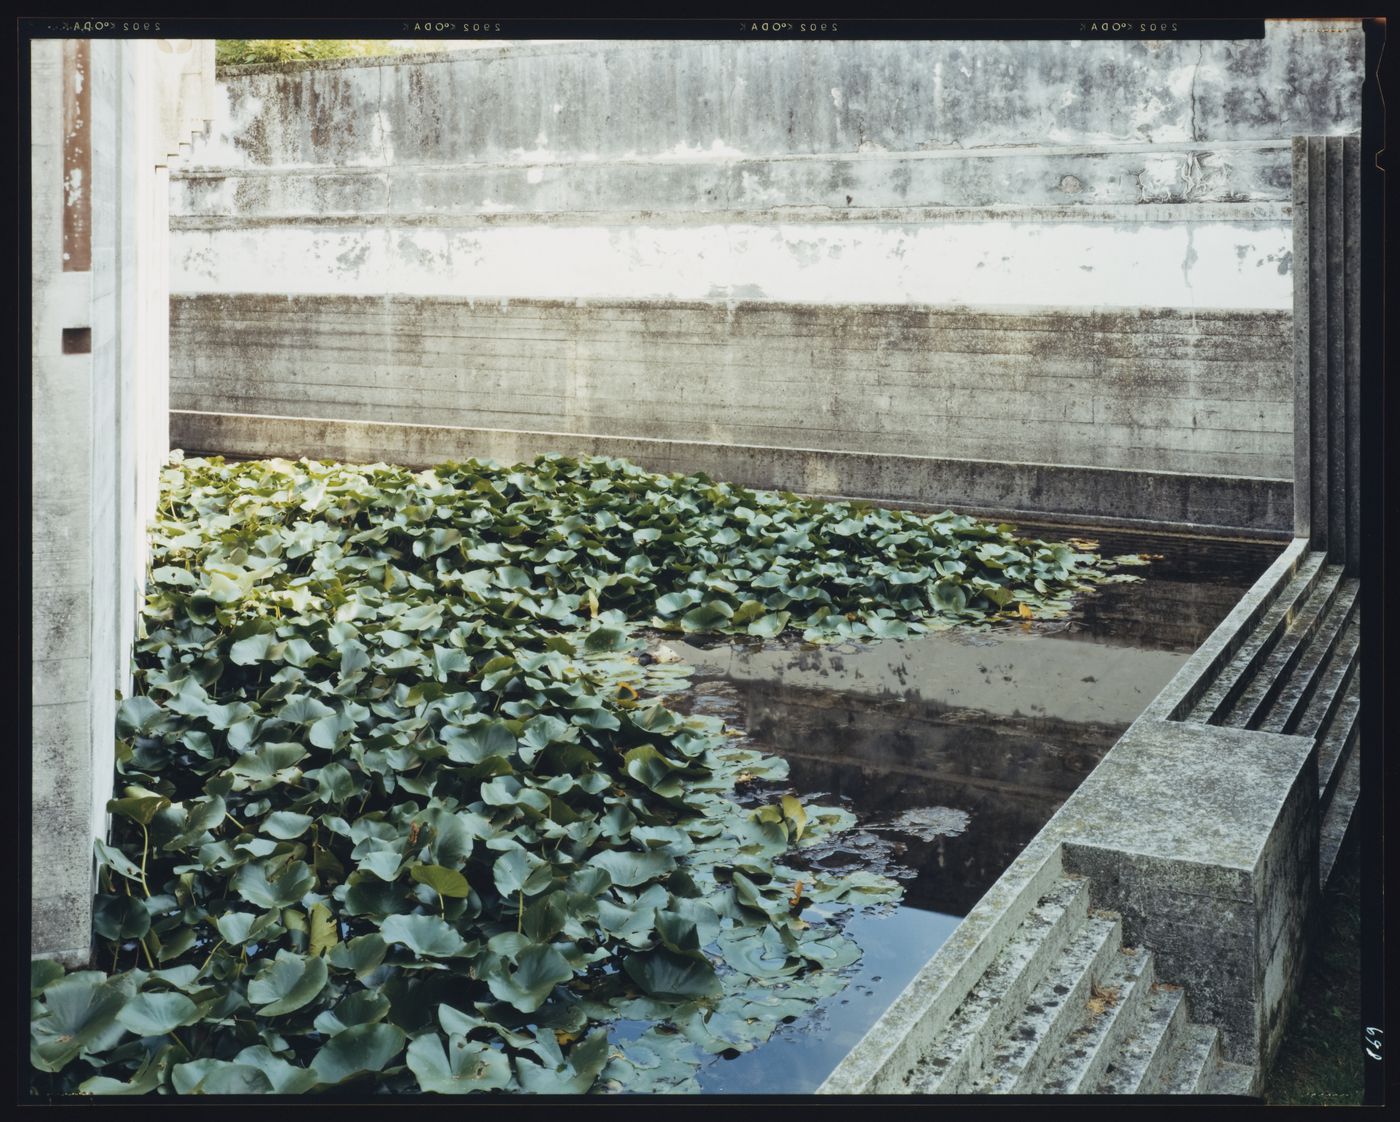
[30,452,1118,1096]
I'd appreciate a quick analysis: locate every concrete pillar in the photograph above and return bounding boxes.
[29,37,215,965]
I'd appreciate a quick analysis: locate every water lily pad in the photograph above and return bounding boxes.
[381,913,471,958]
[247,950,329,1016]
[623,947,721,1000]
[406,1032,513,1094]
[481,945,575,1013]
[311,1022,406,1086]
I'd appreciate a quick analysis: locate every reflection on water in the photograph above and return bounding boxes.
[647,528,1280,1093]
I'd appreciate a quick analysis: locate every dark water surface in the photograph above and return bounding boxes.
[643,526,1281,1094]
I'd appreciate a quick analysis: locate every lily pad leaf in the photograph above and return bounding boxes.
[680,601,733,632]
[313,989,393,1036]
[492,848,553,898]
[262,810,314,839]
[309,901,340,958]
[215,910,277,946]
[623,744,685,797]
[117,991,202,1037]
[514,1029,610,1094]
[31,975,128,1071]
[583,626,628,653]
[232,1046,319,1093]
[171,1060,275,1095]
[30,960,65,998]
[107,793,171,826]
[623,947,722,1000]
[411,864,471,899]
[94,838,145,883]
[247,950,329,1016]
[229,632,275,666]
[587,848,676,887]
[406,1032,514,1094]
[482,944,575,1013]
[327,933,387,978]
[116,696,167,736]
[233,858,315,909]
[311,1022,406,1086]
[380,912,470,957]
[93,893,152,941]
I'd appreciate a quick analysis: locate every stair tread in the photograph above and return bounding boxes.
[1221,567,1347,730]
[1206,1059,1259,1098]
[974,914,1124,1093]
[1035,943,1155,1094]
[1320,740,1361,890]
[1270,593,1360,738]
[1155,1022,1220,1095]
[1190,552,1328,723]
[1094,984,1186,1094]
[908,875,1090,1093]
[1317,672,1361,809]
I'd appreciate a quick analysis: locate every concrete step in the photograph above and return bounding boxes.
[1154,1022,1222,1094]
[1205,1058,1261,1097]
[1093,983,1187,1094]
[971,913,1125,1093]
[1263,585,1360,738]
[1221,566,1347,730]
[1320,732,1361,890]
[1189,551,1329,724]
[1032,942,1155,1094]
[907,875,1091,1093]
[1317,670,1361,819]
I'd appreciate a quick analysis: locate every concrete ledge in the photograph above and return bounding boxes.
[170,410,1293,535]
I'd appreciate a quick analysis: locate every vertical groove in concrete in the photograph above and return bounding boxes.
[1294,133,1362,570]
[1306,137,1329,554]
[1324,137,1346,565]
[1342,135,1361,575]
[1290,137,1311,543]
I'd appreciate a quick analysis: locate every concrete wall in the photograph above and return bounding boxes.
[30,38,215,963]
[169,23,1364,528]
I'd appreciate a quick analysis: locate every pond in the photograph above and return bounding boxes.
[633,525,1281,1094]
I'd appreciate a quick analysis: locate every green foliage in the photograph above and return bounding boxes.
[215,40,395,69]
[30,453,1122,1096]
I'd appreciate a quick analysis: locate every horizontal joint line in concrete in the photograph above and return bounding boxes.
[171,139,1296,178]
[169,294,1295,321]
[170,204,1293,229]
[169,410,1290,486]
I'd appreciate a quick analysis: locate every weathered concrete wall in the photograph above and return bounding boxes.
[171,295,1294,479]
[30,38,215,963]
[169,23,1364,526]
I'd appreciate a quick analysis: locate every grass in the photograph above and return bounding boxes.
[1262,832,1364,1104]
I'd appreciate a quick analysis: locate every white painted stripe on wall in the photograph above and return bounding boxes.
[172,220,1293,309]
